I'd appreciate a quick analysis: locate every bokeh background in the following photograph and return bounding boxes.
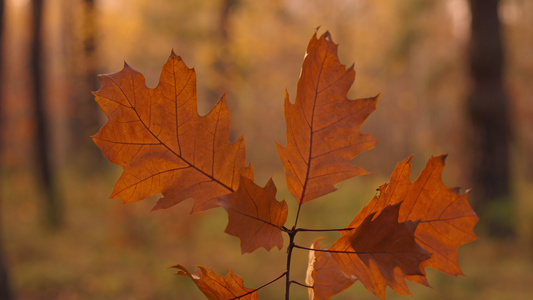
[1,0,532,299]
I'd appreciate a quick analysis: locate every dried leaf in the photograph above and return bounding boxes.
[330,203,431,299]
[172,264,258,300]
[306,238,356,300]
[344,155,479,284]
[276,31,378,204]
[92,52,252,213]
[219,177,288,253]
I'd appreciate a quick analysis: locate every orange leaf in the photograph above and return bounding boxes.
[218,177,288,253]
[172,264,258,300]
[92,52,252,213]
[276,31,378,204]
[306,238,356,300]
[344,155,479,284]
[330,203,431,299]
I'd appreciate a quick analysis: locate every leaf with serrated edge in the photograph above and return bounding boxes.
[92,52,252,213]
[343,155,479,285]
[330,203,431,299]
[219,176,288,253]
[276,31,378,204]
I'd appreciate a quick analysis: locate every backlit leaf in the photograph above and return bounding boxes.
[276,32,378,204]
[344,156,479,284]
[219,176,288,253]
[330,203,431,299]
[92,52,252,213]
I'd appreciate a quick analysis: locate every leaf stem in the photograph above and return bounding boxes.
[290,280,313,288]
[229,271,287,300]
[295,227,353,232]
[293,244,380,255]
[293,244,329,252]
[292,201,304,230]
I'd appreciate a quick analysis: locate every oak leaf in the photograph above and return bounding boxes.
[218,176,288,253]
[305,238,356,300]
[330,203,431,299]
[276,32,378,204]
[343,155,479,286]
[93,30,478,300]
[172,264,258,300]
[92,52,252,213]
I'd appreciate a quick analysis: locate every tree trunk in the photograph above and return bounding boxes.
[73,0,102,160]
[466,0,513,237]
[209,0,238,101]
[31,0,62,228]
[0,0,14,297]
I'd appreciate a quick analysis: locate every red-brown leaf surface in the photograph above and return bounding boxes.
[305,239,356,300]
[330,203,431,299]
[172,264,258,300]
[218,176,288,253]
[92,52,252,212]
[276,32,378,204]
[343,155,479,286]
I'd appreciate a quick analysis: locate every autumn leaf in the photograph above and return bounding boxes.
[343,155,479,286]
[172,264,258,300]
[276,31,378,204]
[329,203,431,299]
[93,30,478,300]
[92,52,252,213]
[218,176,288,253]
[305,238,356,300]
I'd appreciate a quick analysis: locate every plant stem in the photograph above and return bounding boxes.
[284,192,307,300]
[292,202,304,230]
[284,229,297,300]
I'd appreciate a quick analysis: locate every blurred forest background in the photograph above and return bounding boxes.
[1,0,532,299]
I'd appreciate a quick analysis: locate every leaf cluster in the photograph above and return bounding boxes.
[92,30,478,299]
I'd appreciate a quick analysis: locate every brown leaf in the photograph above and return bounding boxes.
[306,238,356,300]
[330,203,431,299]
[218,176,288,253]
[92,52,252,213]
[276,31,378,204]
[172,264,258,300]
[344,155,479,284]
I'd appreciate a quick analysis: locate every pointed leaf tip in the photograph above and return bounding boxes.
[437,154,448,164]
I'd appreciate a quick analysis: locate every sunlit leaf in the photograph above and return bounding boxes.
[276,32,378,204]
[92,52,252,213]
